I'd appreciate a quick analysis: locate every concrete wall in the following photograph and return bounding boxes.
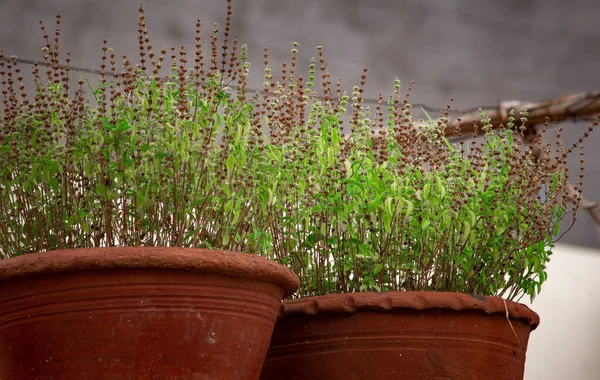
[523,244,600,380]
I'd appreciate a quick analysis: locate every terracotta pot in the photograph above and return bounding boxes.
[261,291,539,380]
[0,247,299,380]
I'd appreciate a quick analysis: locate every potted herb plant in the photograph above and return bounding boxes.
[0,3,299,380]
[253,44,596,378]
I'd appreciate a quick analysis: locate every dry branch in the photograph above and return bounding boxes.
[445,91,600,137]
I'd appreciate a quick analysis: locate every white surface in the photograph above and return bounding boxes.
[523,244,600,380]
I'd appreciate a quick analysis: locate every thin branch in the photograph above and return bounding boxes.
[445,91,600,137]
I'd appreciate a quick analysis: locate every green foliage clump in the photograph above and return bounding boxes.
[0,5,274,256]
[0,1,593,301]
[254,46,592,302]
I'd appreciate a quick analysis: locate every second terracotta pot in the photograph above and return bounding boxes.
[0,247,299,380]
[260,291,539,380]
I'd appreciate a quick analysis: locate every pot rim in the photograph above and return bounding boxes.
[280,291,540,329]
[0,246,300,298]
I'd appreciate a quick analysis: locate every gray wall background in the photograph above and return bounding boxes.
[1,0,600,247]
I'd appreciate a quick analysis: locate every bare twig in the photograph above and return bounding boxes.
[445,91,600,137]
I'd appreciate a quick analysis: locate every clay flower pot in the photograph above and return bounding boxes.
[260,291,539,380]
[0,247,299,380]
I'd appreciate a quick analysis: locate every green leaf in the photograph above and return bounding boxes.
[436,176,445,199]
[553,222,560,236]
[405,200,414,217]
[423,183,430,199]
[320,222,327,236]
[226,154,235,172]
[327,147,334,167]
[224,199,234,213]
[373,263,383,275]
[49,177,59,192]
[385,197,394,215]
[460,220,471,245]
[468,210,476,226]
[231,203,241,225]
[421,218,430,230]
[358,242,373,258]
[344,160,352,178]
[383,212,392,233]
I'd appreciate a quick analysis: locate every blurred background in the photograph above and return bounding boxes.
[1,1,599,378]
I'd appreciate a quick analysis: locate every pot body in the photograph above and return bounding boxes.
[0,247,299,380]
[261,292,539,380]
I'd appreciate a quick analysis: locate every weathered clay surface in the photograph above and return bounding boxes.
[261,291,539,380]
[0,247,299,380]
[0,246,299,297]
